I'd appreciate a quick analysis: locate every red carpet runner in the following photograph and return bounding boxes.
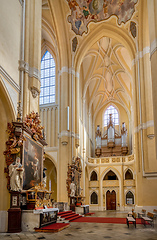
[57,210,82,221]
[35,223,70,232]
[71,217,142,224]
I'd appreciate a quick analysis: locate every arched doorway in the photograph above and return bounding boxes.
[43,157,57,202]
[106,190,116,210]
[103,169,119,210]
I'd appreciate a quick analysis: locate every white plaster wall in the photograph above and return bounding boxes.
[0,0,21,85]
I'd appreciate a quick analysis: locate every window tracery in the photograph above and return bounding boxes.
[104,105,119,127]
[40,51,55,105]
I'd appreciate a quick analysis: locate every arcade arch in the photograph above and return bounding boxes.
[0,83,15,214]
[90,170,98,181]
[43,156,57,202]
[101,168,121,210]
[90,191,98,205]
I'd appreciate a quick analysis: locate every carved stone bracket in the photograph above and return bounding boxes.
[31,87,40,98]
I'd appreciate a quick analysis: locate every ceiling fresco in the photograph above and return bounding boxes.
[42,1,135,120]
[67,0,137,35]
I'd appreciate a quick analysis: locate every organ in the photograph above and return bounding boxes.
[95,114,128,157]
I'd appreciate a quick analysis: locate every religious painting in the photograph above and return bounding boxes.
[40,210,58,227]
[22,133,43,190]
[67,0,138,35]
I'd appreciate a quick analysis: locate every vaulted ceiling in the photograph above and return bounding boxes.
[81,36,132,118]
[42,0,136,121]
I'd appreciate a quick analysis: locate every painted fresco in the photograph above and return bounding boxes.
[67,0,137,35]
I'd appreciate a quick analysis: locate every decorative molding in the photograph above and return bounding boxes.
[75,133,80,139]
[72,37,78,52]
[29,67,41,80]
[132,41,157,65]
[132,46,150,66]
[59,66,79,78]
[31,87,40,98]
[147,134,155,139]
[44,146,58,151]
[18,60,41,81]
[86,155,135,166]
[0,65,20,92]
[40,103,58,109]
[150,39,157,59]
[18,0,23,6]
[134,120,154,133]
[130,21,136,38]
[58,130,80,139]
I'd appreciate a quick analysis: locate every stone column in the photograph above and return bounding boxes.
[22,0,42,117]
[57,69,71,202]
[147,0,157,155]
[75,73,80,149]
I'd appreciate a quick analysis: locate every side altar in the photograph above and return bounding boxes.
[66,157,86,213]
[3,112,57,232]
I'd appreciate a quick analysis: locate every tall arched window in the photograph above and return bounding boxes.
[90,171,98,181]
[126,191,134,205]
[40,50,55,105]
[125,169,133,179]
[91,192,98,204]
[104,105,119,126]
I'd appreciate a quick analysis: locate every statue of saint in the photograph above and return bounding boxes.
[78,186,83,196]
[43,167,47,188]
[70,181,76,197]
[9,157,24,191]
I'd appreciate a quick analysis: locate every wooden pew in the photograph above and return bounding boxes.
[153,209,157,219]
[138,209,146,218]
[126,212,136,228]
[141,212,154,227]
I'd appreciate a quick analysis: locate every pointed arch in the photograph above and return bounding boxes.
[103,170,118,180]
[104,105,119,127]
[126,190,134,205]
[0,80,16,218]
[90,191,98,204]
[90,170,98,181]
[125,168,134,180]
[74,23,136,73]
[44,153,57,169]
[40,50,56,105]
[101,167,121,181]
[43,154,57,201]
[0,77,16,120]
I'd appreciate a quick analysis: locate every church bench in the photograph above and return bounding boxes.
[141,212,154,227]
[128,208,135,217]
[138,209,146,218]
[126,216,136,228]
[153,209,157,219]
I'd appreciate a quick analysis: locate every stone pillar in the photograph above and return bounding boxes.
[147,0,157,155]
[75,73,80,149]
[57,69,71,202]
[22,0,42,117]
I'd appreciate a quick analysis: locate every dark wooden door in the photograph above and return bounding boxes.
[106,190,111,210]
[111,190,116,210]
[106,190,116,210]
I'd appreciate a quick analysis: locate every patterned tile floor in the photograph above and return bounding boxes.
[0,211,157,240]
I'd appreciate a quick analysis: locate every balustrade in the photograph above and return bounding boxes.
[87,155,134,165]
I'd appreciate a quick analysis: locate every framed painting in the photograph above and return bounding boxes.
[22,133,43,190]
